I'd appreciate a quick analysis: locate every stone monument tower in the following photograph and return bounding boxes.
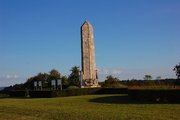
[80,21,100,88]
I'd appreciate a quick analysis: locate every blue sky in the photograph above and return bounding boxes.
[0,0,180,87]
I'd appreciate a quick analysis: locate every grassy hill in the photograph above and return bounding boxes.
[0,94,180,120]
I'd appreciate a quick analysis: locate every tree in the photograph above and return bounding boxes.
[144,75,152,80]
[49,69,61,80]
[173,63,180,79]
[3,69,61,91]
[68,66,80,87]
[61,76,69,89]
[103,75,120,87]
[127,79,138,86]
[36,73,49,88]
[23,72,49,89]
[24,70,61,90]
[156,76,161,80]
[173,63,180,86]
[23,75,38,89]
[48,69,61,88]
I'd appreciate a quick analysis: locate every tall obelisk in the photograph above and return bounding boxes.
[81,21,100,88]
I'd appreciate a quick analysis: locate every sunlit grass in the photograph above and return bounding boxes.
[0,94,180,120]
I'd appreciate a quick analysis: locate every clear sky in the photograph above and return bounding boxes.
[0,0,180,87]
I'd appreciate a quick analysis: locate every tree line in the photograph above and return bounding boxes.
[100,75,178,87]
[2,66,81,92]
[1,62,180,93]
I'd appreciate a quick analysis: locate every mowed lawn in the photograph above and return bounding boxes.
[0,94,180,120]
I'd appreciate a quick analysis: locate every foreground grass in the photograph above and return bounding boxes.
[0,94,180,120]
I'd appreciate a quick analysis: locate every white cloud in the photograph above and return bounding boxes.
[14,75,19,78]
[112,70,122,75]
[6,75,12,79]
[0,75,24,87]
[98,69,122,75]
[0,75,20,79]
[98,69,109,75]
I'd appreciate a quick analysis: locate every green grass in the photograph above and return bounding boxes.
[0,94,180,120]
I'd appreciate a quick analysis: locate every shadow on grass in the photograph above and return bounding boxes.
[89,95,177,104]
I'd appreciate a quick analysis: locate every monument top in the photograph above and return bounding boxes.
[81,21,92,27]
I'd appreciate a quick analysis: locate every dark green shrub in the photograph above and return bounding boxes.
[29,88,128,98]
[128,89,180,103]
[94,88,128,94]
[0,93,9,97]
[10,91,28,97]
[67,86,79,89]
[29,91,52,98]
[51,88,99,97]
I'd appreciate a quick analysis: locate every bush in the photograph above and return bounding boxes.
[94,88,128,94]
[10,91,28,97]
[29,91,52,98]
[128,89,180,103]
[51,88,100,97]
[0,93,9,97]
[67,86,79,89]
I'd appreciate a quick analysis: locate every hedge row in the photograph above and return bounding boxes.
[8,89,180,103]
[29,88,128,98]
[10,91,28,97]
[29,89,96,98]
[128,89,180,103]
[95,88,128,94]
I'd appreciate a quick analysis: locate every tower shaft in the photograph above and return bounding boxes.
[81,21,99,88]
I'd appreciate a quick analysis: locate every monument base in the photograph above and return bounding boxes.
[81,85,101,88]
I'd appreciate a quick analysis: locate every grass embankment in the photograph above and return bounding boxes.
[0,94,180,120]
